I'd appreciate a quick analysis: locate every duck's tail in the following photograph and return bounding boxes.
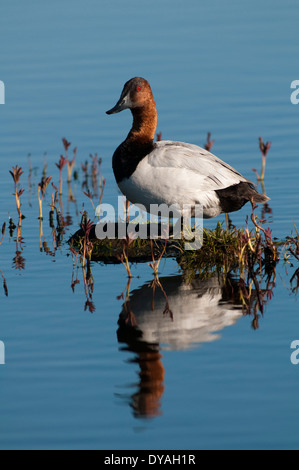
[248,184,270,204]
[216,182,270,214]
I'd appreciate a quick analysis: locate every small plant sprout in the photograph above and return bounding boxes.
[9,165,25,222]
[149,238,168,278]
[252,137,271,181]
[204,132,215,152]
[84,177,106,222]
[250,201,277,260]
[62,137,71,158]
[90,154,99,192]
[38,176,52,220]
[83,189,96,212]
[56,155,67,195]
[117,233,137,279]
[99,178,106,212]
[67,146,77,183]
[42,154,48,179]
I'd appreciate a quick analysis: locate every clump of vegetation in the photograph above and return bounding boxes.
[70,214,279,272]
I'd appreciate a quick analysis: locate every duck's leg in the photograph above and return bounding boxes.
[225,213,230,231]
[126,199,130,223]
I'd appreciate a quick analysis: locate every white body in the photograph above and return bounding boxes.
[118,141,250,218]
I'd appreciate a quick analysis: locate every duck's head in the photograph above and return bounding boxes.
[106,77,154,115]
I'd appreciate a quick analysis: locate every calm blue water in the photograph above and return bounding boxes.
[0,0,299,450]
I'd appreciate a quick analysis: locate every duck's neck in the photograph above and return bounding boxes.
[127,101,158,144]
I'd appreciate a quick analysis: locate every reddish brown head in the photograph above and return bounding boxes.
[106,77,155,114]
[107,77,158,142]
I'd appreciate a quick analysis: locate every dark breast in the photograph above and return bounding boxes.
[112,140,155,184]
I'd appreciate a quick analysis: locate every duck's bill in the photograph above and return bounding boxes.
[106,101,124,114]
[106,94,131,115]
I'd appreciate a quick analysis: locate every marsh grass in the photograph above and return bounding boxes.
[70,218,278,269]
[3,137,299,313]
[68,210,295,324]
[38,176,52,220]
[69,229,179,264]
[56,155,67,195]
[9,165,25,224]
[252,137,271,181]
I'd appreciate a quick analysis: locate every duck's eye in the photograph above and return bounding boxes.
[137,86,142,92]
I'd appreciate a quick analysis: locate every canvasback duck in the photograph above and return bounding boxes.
[106,77,269,219]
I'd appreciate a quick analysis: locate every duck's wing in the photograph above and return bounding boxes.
[148,141,251,191]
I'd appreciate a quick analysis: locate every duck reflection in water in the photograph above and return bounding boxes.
[117,274,254,419]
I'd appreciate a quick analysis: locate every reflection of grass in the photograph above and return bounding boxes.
[287,224,299,263]
[0,223,6,247]
[0,223,8,296]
